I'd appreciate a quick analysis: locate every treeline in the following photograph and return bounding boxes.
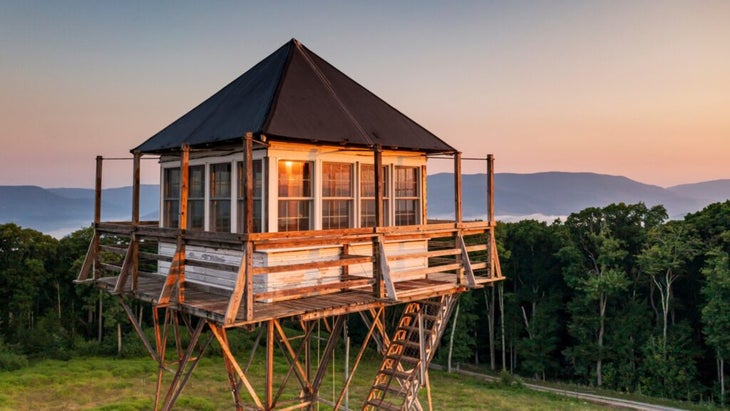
[441,201,730,404]
[0,201,729,405]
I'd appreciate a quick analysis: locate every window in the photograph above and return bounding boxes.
[237,160,263,233]
[278,160,312,232]
[188,165,205,230]
[394,166,419,226]
[360,164,389,227]
[210,163,231,232]
[163,168,180,228]
[322,162,353,229]
[162,165,205,230]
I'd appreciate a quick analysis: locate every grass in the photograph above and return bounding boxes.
[0,348,621,411]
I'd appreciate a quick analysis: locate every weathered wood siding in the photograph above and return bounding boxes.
[157,239,428,300]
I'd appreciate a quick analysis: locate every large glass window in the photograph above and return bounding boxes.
[210,163,231,232]
[163,168,180,228]
[188,165,205,230]
[278,160,312,232]
[163,165,205,230]
[322,162,353,230]
[360,164,389,227]
[394,166,419,226]
[237,160,263,233]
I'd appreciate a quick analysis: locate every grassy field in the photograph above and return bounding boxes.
[0,353,615,411]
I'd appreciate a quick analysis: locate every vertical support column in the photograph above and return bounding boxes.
[266,320,275,410]
[453,152,463,224]
[93,155,103,280]
[132,151,141,290]
[177,144,190,302]
[372,145,385,299]
[227,133,255,323]
[453,152,464,284]
[486,154,495,278]
[160,145,190,305]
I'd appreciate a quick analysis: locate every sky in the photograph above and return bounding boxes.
[0,1,728,188]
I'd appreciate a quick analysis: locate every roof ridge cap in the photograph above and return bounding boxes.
[295,42,373,146]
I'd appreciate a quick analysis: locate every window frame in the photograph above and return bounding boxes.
[321,162,354,230]
[209,162,232,232]
[237,159,264,233]
[394,165,420,226]
[277,160,313,232]
[359,163,390,228]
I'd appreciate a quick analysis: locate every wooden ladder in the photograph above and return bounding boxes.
[363,295,458,411]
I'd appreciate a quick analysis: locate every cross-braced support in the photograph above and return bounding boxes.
[149,306,214,411]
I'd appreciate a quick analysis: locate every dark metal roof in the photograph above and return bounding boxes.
[134,39,455,154]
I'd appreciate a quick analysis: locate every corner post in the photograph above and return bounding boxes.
[454,152,464,284]
[132,150,141,290]
[160,144,190,305]
[373,145,385,299]
[486,154,495,278]
[93,155,103,280]
[226,133,255,324]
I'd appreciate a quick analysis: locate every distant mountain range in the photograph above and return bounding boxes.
[428,172,730,221]
[1,173,729,237]
[0,185,159,237]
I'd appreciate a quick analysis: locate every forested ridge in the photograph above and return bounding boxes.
[0,200,729,405]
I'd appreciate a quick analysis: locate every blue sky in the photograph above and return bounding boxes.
[1,1,728,187]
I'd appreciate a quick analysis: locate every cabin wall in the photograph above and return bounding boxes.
[157,239,428,301]
[156,141,431,300]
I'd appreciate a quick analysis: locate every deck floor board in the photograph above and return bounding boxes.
[93,272,477,326]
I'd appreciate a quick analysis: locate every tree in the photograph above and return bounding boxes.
[638,221,700,358]
[560,206,639,387]
[701,249,730,404]
[0,223,59,341]
[500,220,567,379]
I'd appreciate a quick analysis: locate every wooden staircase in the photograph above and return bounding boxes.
[363,295,458,410]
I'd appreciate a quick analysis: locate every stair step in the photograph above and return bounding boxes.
[364,399,403,411]
[396,325,435,335]
[386,354,421,364]
[377,369,413,381]
[372,383,409,396]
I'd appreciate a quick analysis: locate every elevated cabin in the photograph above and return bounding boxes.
[77,39,503,410]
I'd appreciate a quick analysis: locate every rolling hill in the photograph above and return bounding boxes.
[2,173,729,236]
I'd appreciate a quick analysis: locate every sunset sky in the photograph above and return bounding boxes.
[1,1,728,188]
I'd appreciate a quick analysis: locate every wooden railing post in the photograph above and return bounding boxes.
[159,144,190,305]
[372,145,385,299]
[486,154,495,278]
[226,133,255,323]
[132,150,141,290]
[454,152,464,284]
[93,155,103,280]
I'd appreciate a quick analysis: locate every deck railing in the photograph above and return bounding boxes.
[76,220,502,325]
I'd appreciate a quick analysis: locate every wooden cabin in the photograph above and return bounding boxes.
[77,39,503,411]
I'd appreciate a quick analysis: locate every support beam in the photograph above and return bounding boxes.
[132,151,141,290]
[333,308,384,410]
[113,242,136,294]
[372,145,385,299]
[161,320,211,411]
[266,320,275,409]
[93,156,103,280]
[378,236,397,300]
[119,298,159,363]
[311,316,345,403]
[486,154,495,279]
[209,323,264,409]
[453,152,463,224]
[159,145,190,305]
[226,133,256,322]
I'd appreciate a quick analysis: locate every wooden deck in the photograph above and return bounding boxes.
[79,220,503,327]
[95,272,484,327]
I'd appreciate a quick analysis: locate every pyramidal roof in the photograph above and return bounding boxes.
[134,39,455,154]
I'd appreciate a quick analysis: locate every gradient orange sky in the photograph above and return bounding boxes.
[1,1,728,188]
